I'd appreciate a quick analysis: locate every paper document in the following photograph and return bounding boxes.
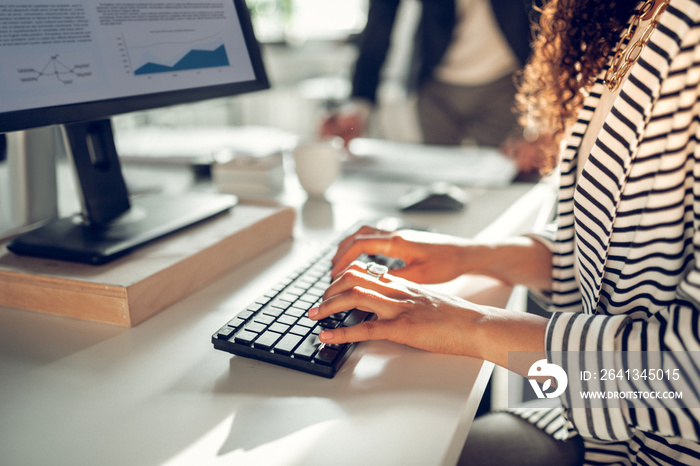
[345,138,518,187]
[115,126,298,165]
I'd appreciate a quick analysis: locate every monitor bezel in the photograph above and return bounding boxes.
[0,0,270,133]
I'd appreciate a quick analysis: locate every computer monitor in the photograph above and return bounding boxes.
[0,0,269,264]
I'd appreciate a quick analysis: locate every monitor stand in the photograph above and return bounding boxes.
[7,119,237,265]
[1,127,59,239]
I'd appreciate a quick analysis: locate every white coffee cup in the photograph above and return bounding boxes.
[292,137,344,197]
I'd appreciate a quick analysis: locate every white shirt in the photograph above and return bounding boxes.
[433,0,519,86]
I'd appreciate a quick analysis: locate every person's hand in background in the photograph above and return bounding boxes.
[318,100,371,146]
[500,131,555,178]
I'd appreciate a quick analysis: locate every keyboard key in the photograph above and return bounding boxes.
[319,318,341,329]
[244,322,267,334]
[297,317,316,328]
[253,314,275,325]
[286,286,306,296]
[234,330,258,345]
[216,326,236,340]
[253,330,282,350]
[290,299,311,310]
[298,292,318,304]
[306,268,324,279]
[226,316,246,328]
[269,297,292,311]
[277,315,297,326]
[293,334,322,360]
[342,309,370,327]
[285,307,305,317]
[314,347,340,366]
[277,292,298,303]
[270,282,287,293]
[269,322,290,334]
[246,302,263,312]
[289,324,310,336]
[261,306,283,317]
[273,333,303,355]
[295,276,315,288]
[254,292,275,304]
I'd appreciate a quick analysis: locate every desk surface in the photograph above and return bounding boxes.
[0,163,550,466]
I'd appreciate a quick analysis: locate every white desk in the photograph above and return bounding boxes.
[0,166,552,466]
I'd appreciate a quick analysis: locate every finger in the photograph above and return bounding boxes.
[329,260,367,284]
[310,266,386,322]
[318,319,396,344]
[333,225,378,262]
[323,265,394,303]
[331,235,394,277]
[314,285,391,322]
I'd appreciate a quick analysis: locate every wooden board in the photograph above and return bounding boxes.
[0,204,296,326]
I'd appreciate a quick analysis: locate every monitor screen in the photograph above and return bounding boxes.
[0,0,268,131]
[0,0,270,264]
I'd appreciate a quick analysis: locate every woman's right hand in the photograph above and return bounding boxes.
[330,225,477,285]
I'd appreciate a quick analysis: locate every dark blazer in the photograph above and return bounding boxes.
[351,0,537,104]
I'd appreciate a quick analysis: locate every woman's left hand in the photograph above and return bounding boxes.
[309,260,486,357]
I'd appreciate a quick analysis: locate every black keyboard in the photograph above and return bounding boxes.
[211,241,403,378]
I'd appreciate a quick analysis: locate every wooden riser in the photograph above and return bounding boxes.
[0,204,296,327]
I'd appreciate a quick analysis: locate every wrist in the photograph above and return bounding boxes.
[454,240,501,278]
[469,304,548,370]
[459,237,552,291]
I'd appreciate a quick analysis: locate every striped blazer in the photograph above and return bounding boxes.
[520,0,700,464]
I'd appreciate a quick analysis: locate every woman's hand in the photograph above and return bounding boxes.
[333,225,555,293]
[312,258,551,370]
[311,261,488,357]
[316,226,554,368]
[331,225,476,285]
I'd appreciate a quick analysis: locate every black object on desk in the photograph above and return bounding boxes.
[7,192,236,265]
[212,241,403,377]
[398,182,468,212]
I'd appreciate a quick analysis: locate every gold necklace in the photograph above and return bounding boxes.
[603,0,670,92]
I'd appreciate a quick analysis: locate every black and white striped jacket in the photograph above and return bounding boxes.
[521,0,700,463]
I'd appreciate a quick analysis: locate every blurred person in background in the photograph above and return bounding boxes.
[320,0,537,153]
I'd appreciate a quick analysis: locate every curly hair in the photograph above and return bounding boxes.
[516,0,641,173]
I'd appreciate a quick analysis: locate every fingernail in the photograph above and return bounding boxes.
[319,330,333,341]
[309,307,319,318]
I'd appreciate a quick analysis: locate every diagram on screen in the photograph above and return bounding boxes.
[120,32,231,76]
[15,54,94,84]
